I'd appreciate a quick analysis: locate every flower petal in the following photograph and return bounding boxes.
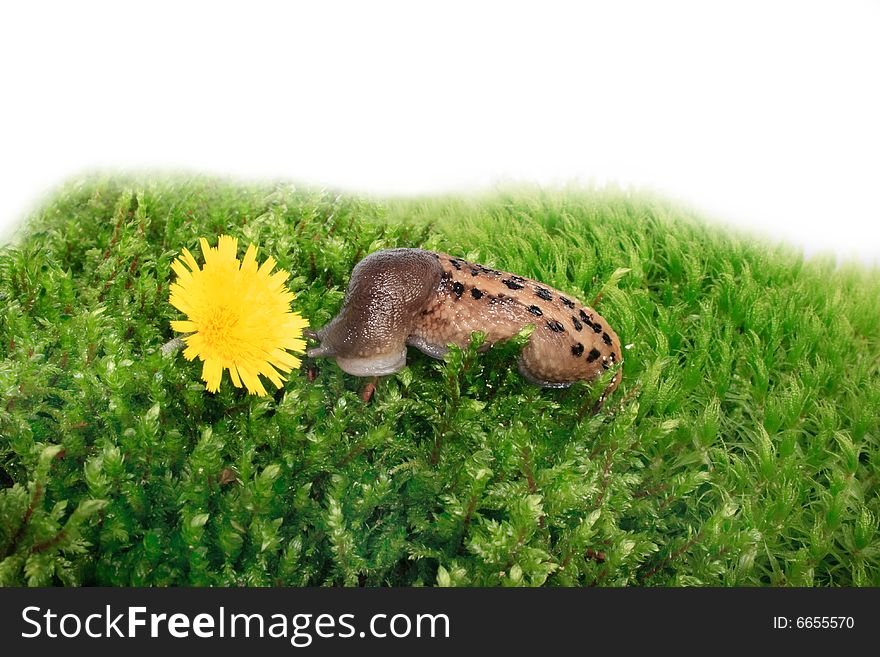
[168,235,309,397]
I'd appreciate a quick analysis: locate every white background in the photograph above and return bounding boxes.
[1,1,878,264]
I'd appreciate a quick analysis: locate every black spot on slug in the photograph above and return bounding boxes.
[471,269,479,276]
[528,305,543,316]
[602,332,612,345]
[449,258,462,270]
[587,348,601,362]
[560,296,575,308]
[609,352,617,362]
[571,342,584,357]
[535,287,553,301]
[579,309,590,323]
[503,278,524,290]
[511,275,525,283]
[471,288,484,300]
[592,323,603,334]
[452,282,465,299]
[571,316,583,331]
[547,320,565,333]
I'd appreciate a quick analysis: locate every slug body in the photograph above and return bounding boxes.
[308,248,623,404]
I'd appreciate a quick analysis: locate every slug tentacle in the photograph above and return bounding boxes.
[305,344,335,359]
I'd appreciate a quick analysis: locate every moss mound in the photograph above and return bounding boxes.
[1,176,878,586]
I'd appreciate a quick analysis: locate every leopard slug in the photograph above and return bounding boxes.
[307,248,623,407]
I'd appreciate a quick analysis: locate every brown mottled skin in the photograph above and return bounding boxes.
[308,248,623,406]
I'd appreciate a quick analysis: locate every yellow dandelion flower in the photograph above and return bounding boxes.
[168,235,309,396]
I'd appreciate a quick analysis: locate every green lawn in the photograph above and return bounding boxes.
[1,175,878,586]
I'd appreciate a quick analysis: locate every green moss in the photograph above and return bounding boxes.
[1,175,878,586]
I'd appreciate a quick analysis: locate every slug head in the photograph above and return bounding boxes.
[308,248,443,375]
